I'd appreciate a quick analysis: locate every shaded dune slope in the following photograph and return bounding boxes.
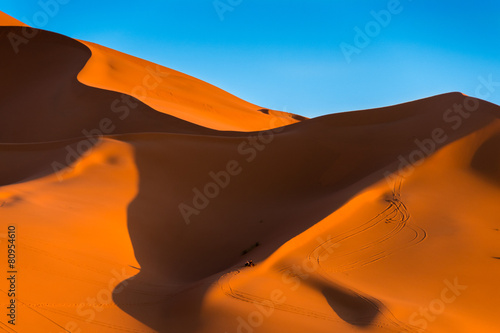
[114,94,500,332]
[0,26,223,143]
[123,93,500,283]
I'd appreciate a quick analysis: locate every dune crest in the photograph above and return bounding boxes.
[77,40,303,131]
[1,10,500,333]
[0,11,28,26]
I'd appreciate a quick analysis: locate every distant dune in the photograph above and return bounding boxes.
[1,11,499,333]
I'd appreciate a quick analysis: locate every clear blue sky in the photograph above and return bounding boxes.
[3,0,500,117]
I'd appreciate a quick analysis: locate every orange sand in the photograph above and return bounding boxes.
[1,11,499,333]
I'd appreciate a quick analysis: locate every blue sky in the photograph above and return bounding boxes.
[3,0,500,117]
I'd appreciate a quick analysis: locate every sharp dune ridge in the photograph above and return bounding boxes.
[1,10,500,333]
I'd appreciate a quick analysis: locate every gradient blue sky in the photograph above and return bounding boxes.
[3,0,500,117]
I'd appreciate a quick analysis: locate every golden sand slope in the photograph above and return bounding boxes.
[77,40,304,131]
[1,11,500,333]
[0,11,27,26]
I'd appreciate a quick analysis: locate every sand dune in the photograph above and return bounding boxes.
[1,11,500,333]
[0,11,27,26]
[77,40,304,131]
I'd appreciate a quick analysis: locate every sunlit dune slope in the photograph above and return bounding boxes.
[0,12,303,133]
[115,93,499,285]
[0,137,155,332]
[203,120,500,333]
[0,11,28,26]
[77,40,304,131]
[0,26,221,143]
[3,90,499,332]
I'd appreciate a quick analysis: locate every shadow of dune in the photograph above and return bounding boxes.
[115,93,500,332]
[321,285,379,326]
[471,130,500,185]
[0,26,218,144]
[0,138,97,186]
[4,22,500,333]
[113,272,206,333]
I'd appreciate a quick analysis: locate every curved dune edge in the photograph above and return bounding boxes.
[110,93,500,332]
[0,11,28,26]
[2,9,500,333]
[2,115,500,332]
[0,138,153,332]
[76,40,304,131]
[0,26,234,144]
[0,11,303,132]
[205,124,500,333]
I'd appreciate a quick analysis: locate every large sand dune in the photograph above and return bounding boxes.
[1,11,499,333]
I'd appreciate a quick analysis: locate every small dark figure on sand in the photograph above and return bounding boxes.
[244,260,255,267]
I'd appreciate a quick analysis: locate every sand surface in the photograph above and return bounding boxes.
[1,11,499,333]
